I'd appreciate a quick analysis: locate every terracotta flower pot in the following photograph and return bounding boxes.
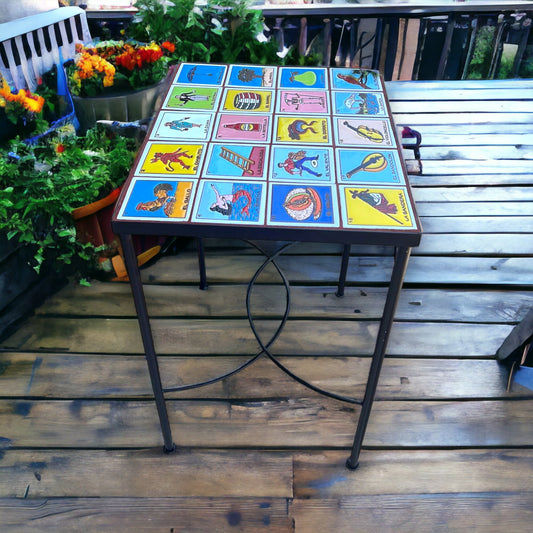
[71,187,163,280]
[71,187,122,249]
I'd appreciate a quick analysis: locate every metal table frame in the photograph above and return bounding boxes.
[118,229,412,470]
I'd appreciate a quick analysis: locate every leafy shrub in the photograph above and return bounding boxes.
[0,127,135,278]
[128,0,291,65]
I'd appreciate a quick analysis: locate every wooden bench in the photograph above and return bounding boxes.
[0,6,91,92]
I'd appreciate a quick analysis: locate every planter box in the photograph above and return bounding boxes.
[72,77,169,134]
[0,235,66,341]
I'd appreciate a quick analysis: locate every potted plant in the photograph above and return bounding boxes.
[1,65,81,145]
[0,76,47,142]
[66,40,177,132]
[0,126,137,283]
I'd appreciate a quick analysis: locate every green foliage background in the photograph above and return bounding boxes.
[128,0,300,65]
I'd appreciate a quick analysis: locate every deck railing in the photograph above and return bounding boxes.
[258,1,533,80]
[2,2,532,88]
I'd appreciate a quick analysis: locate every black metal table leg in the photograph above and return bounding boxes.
[346,246,411,470]
[336,244,351,297]
[120,234,176,454]
[196,237,208,290]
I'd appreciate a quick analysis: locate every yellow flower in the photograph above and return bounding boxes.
[23,94,45,113]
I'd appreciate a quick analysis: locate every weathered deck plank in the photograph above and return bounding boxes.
[412,160,533,175]
[392,100,533,113]
[412,187,533,201]
[413,145,533,160]
[0,317,513,356]
[0,354,523,400]
[0,449,292,498]
[1,398,532,448]
[416,203,533,216]
[393,112,533,125]
[387,79,533,96]
[0,497,293,533]
[3,449,533,499]
[291,493,533,533]
[188,234,533,255]
[29,254,527,286]
[293,449,533,497]
[33,283,532,321]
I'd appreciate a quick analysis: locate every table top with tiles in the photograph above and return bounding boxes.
[112,63,421,247]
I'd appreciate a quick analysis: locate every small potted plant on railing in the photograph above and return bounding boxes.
[66,39,177,132]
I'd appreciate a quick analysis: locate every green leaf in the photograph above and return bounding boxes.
[56,229,75,238]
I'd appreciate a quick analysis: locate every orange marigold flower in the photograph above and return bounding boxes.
[161,41,175,53]
[0,79,45,114]
[0,85,11,100]
[23,93,45,113]
[68,41,168,95]
[14,89,26,104]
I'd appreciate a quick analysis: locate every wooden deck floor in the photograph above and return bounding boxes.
[1,79,533,532]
